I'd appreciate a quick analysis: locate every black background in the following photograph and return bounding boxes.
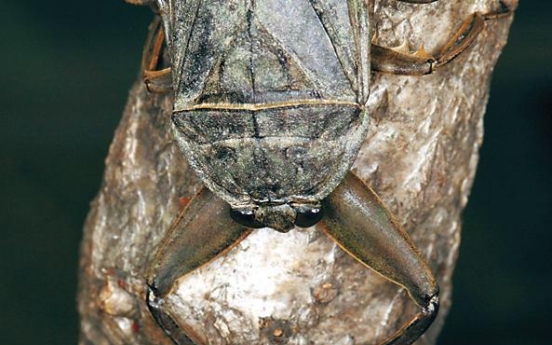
[1,1,550,344]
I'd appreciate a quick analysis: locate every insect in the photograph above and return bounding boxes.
[132,0,511,344]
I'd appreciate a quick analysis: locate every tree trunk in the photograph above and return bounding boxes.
[78,1,517,344]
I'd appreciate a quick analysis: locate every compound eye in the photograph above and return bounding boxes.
[295,205,324,228]
[230,208,264,229]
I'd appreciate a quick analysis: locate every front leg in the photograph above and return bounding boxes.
[321,173,439,345]
[147,187,251,345]
[141,15,172,93]
[372,0,511,75]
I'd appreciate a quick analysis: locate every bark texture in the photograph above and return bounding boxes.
[78,1,517,344]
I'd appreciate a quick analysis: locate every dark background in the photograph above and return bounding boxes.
[1,1,550,344]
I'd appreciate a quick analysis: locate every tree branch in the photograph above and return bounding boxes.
[78,1,517,344]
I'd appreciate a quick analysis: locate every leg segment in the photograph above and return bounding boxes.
[372,1,511,75]
[147,187,251,345]
[141,16,172,93]
[320,173,439,345]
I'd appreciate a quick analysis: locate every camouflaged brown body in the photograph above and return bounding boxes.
[164,0,371,216]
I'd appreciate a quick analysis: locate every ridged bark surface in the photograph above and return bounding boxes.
[78,1,517,344]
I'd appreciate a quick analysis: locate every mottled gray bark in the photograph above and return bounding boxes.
[78,1,517,344]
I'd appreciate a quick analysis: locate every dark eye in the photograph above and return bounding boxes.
[295,205,324,228]
[230,208,264,228]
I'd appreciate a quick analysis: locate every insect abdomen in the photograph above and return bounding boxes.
[173,104,362,205]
